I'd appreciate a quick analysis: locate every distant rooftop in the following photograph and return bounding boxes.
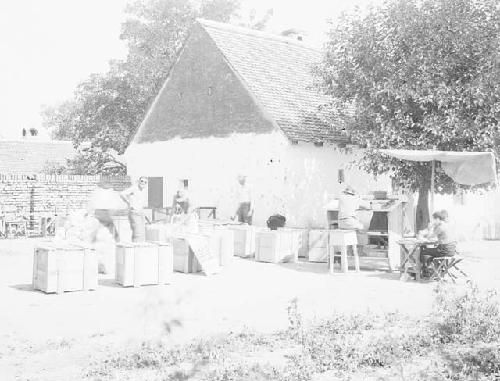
[0,140,76,174]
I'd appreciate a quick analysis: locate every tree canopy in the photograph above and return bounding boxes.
[43,0,248,175]
[316,0,500,227]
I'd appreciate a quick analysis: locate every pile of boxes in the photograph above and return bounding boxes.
[32,214,337,295]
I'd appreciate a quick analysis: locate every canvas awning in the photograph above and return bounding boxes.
[379,149,497,186]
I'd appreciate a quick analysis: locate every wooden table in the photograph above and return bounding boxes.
[398,238,437,281]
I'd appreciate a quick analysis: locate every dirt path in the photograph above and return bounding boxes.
[0,238,498,380]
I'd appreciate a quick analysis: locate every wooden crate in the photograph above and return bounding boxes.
[308,230,329,262]
[33,242,97,294]
[281,228,308,260]
[145,223,174,243]
[228,225,256,258]
[255,230,296,263]
[200,227,235,266]
[215,227,235,266]
[172,237,201,273]
[115,242,173,287]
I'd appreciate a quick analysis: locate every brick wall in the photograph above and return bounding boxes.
[0,174,131,233]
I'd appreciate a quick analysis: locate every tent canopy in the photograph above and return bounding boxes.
[380,149,497,186]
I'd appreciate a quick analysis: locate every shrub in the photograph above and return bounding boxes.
[444,344,500,379]
[432,282,500,344]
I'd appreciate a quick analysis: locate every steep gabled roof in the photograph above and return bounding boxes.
[0,140,76,174]
[197,19,341,143]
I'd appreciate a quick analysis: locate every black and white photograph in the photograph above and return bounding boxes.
[1,0,500,379]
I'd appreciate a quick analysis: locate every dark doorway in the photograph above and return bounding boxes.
[147,177,163,208]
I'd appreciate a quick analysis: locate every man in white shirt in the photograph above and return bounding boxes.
[338,185,370,230]
[120,176,148,242]
[234,174,253,225]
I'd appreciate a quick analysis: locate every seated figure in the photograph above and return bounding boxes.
[419,209,457,270]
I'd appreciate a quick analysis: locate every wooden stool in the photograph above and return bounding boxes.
[328,230,360,274]
[431,255,467,282]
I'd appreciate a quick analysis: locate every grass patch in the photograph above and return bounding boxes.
[86,282,500,381]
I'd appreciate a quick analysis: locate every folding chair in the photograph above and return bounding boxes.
[431,255,468,283]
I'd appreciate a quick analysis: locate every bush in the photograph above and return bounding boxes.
[432,282,500,344]
[444,344,500,380]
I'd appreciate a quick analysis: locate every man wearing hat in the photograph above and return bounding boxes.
[338,185,370,231]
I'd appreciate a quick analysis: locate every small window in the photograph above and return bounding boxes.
[314,141,324,147]
[291,140,299,145]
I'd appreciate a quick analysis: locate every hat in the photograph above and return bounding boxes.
[343,185,356,195]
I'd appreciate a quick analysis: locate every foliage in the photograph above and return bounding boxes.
[87,284,500,381]
[66,149,127,176]
[316,0,500,195]
[40,161,69,175]
[432,282,500,344]
[42,0,247,175]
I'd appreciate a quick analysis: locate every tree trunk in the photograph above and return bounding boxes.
[416,186,430,232]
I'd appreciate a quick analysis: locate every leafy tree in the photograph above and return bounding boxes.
[316,0,500,229]
[43,0,244,175]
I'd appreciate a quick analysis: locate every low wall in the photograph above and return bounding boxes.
[0,174,131,233]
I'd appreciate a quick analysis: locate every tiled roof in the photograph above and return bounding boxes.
[198,19,344,143]
[0,140,76,174]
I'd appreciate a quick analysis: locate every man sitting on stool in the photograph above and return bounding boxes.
[338,185,371,253]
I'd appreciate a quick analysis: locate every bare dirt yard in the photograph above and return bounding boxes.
[1,238,499,381]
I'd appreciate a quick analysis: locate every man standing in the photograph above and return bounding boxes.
[234,174,253,225]
[338,185,370,230]
[120,176,148,242]
[338,185,371,252]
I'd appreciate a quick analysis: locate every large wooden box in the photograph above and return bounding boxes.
[228,225,256,258]
[33,242,97,294]
[172,237,201,273]
[115,242,173,287]
[308,230,329,262]
[199,227,235,266]
[281,228,308,260]
[145,223,175,243]
[255,230,296,263]
[215,227,235,265]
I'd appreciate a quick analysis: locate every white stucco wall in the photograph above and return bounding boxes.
[125,132,391,228]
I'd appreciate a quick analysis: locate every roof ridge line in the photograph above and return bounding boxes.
[196,18,320,52]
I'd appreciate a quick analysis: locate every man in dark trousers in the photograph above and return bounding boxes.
[234,174,253,225]
[120,176,148,242]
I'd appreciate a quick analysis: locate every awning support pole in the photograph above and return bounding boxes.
[430,160,435,213]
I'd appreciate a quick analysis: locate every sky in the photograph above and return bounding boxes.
[0,0,377,140]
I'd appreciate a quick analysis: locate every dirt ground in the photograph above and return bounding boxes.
[1,238,499,381]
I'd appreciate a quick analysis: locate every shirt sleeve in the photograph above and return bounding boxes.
[121,187,134,198]
[358,198,371,209]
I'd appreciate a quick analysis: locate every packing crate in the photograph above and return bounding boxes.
[145,223,175,243]
[199,226,235,266]
[308,230,329,262]
[255,229,297,263]
[280,228,308,260]
[172,237,201,273]
[172,233,221,275]
[115,242,173,287]
[33,242,98,294]
[227,225,256,258]
[215,227,235,265]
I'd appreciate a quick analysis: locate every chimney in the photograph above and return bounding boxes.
[281,28,307,42]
